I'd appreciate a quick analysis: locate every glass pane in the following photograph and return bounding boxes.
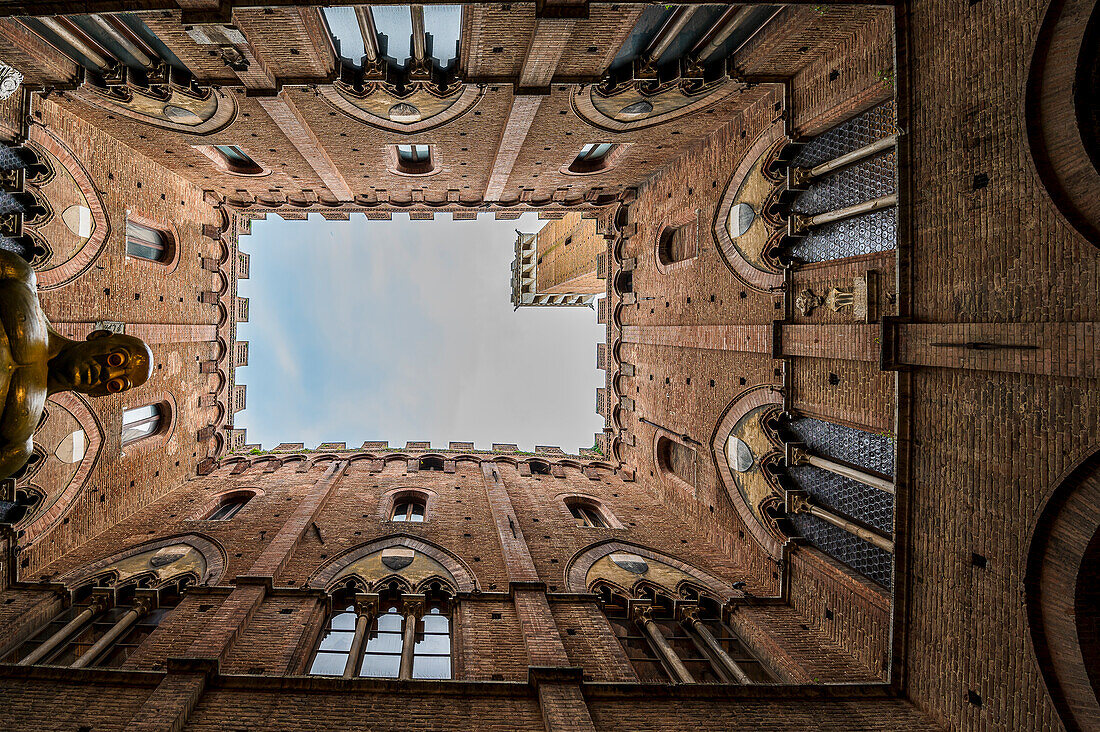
[330,609,357,631]
[359,652,401,678]
[414,632,450,654]
[125,220,163,247]
[412,654,451,679]
[322,7,366,62]
[122,405,157,425]
[122,421,158,444]
[373,5,412,62]
[215,145,252,167]
[592,143,613,159]
[318,629,355,652]
[421,614,449,632]
[410,502,424,521]
[579,143,595,157]
[377,608,402,630]
[423,5,461,66]
[309,651,348,676]
[125,242,163,262]
[207,499,245,521]
[364,630,403,654]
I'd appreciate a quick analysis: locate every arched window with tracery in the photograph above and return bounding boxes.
[596,584,772,685]
[3,577,189,668]
[764,412,896,588]
[309,584,452,679]
[782,101,898,264]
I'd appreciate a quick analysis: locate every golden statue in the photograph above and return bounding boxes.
[0,249,152,478]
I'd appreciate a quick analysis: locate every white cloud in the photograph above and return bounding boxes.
[236,213,605,452]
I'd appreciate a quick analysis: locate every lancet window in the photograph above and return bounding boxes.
[3,578,188,668]
[309,583,452,680]
[596,584,771,685]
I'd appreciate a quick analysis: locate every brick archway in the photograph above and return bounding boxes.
[1026,447,1100,731]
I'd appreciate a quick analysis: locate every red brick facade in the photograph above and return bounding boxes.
[0,2,1094,731]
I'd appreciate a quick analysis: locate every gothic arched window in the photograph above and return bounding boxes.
[309,588,452,679]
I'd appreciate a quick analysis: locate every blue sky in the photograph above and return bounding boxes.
[236,213,605,453]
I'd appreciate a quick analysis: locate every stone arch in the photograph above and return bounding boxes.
[565,540,738,602]
[570,79,742,133]
[309,534,477,593]
[319,82,483,133]
[308,453,341,467]
[194,487,264,521]
[57,533,227,589]
[712,123,787,293]
[26,124,110,290]
[20,393,103,546]
[73,84,236,135]
[1026,447,1100,731]
[1026,0,1100,248]
[710,385,785,558]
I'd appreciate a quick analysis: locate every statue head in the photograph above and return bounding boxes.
[48,329,153,397]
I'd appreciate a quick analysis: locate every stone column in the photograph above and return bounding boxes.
[787,493,894,553]
[342,592,378,679]
[677,605,751,684]
[18,595,107,666]
[71,594,152,669]
[790,193,897,234]
[785,442,895,495]
[631,602,693,684]
[398,594,425,681]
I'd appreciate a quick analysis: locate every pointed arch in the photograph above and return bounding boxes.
[565,540,739,602]
[309,534,477,593]
[56,533,227,589]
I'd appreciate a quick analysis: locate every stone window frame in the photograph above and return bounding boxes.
[123,211,181,273]
[379,486,436,524]
[654,209,701,274]
[560,494,625,530]
[196,487,263,522]
[119,392,175,453]
[193,144,271,177]
[386,143,441,177]
[305,584,455,680]
[561,141,631,176]
[654,431,697,499]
